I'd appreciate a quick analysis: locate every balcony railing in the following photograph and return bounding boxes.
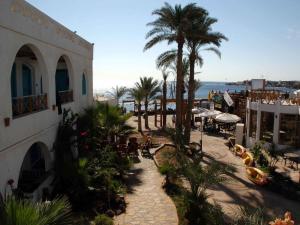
[248,90,282,102]
[248,90,300,105]
[56,90,73,105]
[12,94,48,117]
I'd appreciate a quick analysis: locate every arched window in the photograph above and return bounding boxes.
[11,45,48,117]
[55,56,73,107]
[82,74,87,95]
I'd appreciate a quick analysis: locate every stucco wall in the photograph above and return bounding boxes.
[0,0,93,196]
[246,99,300,148]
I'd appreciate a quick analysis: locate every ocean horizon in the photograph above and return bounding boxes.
[94,81,294,112]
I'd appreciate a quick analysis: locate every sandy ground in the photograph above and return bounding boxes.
[127,115,300,221]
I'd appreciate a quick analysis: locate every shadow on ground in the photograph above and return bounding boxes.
[202,147,300,221]
[125,167,144,194]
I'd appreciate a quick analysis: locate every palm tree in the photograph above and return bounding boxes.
[166,128,232,224]
[135,77,160,129]
[0,196,72,225]
[144,3,204,132]
[184,12,227,143]
[107,86,127,107]
[129,86,144,132]
[161,71,168,129]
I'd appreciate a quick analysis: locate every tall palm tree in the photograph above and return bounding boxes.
[161,71,168,129]
[0,196,72,225]
[184,12,227,143]
[144,3,204,132]
[135,77,160,129]
[129,86,144,132]
[107,86,127,107]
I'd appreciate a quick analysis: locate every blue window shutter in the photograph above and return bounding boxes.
[55,69,69,92]
[22,64,32,96]
[11,63,17,98]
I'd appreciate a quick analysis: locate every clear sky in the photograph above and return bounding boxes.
[27,0,300,90]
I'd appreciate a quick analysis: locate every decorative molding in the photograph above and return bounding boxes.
[10,0,92,51]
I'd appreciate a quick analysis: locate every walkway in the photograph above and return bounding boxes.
[126,115,300,222]
[190,130,300,221]
[114,150,178,225]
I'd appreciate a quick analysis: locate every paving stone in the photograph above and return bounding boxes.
[114,153,178,225]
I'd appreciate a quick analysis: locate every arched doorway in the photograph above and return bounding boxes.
[55,56,73,108]
[18,142,51,194]
[11,45,48,117]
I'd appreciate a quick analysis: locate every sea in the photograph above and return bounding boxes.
[95,81,295,112]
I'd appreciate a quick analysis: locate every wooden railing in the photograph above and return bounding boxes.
[56,90,73,105]
[12,94,48,117]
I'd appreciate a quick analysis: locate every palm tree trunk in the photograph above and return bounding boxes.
[176,39,184,132]
[162,79,167,129]
[145,97,149,129]
[138,103,142,132]
[184,49,196,144]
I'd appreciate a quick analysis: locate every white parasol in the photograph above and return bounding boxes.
[192,107,209,114]
[215,113,241,123]
[198,109,222,118]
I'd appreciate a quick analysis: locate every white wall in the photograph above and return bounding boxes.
[0,0,93,196]
[246,99,300,148]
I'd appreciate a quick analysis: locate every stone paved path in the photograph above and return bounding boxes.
[127,115,300,222]
[114,151,178,225]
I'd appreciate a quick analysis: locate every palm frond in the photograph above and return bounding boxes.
[144,34,175,51]
[156,49,177,68]
[2,196,72,225]
[204,47,222,58]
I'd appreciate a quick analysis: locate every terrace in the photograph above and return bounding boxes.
[248,90,300,105]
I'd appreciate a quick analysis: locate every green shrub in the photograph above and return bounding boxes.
[94,214,113,225]
[159,164,174,175]
[234,207,266,225]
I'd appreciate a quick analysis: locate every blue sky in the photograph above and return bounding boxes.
[27,0,300,90]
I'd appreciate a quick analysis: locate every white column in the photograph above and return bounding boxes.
[273,100,281,145]
[245,99,251,147]
[256,100,261,142]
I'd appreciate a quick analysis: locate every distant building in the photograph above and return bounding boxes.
[0,0,93,200]
[250,79,266,90]
[94,94,118,106]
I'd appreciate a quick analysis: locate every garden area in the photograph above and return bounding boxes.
[0,102,136,225]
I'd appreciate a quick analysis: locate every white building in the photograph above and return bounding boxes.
[0,0,93,200]
[246,92,300,149]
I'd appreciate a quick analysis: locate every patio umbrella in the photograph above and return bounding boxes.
[198,109,222,118]
[215,113,241,123]
[192,107,209,114]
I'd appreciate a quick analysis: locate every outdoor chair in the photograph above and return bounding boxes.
[141,135,152,156]
[128,137,139,157]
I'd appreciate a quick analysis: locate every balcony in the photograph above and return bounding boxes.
[12,94,48,118]
[56,90,73,105]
